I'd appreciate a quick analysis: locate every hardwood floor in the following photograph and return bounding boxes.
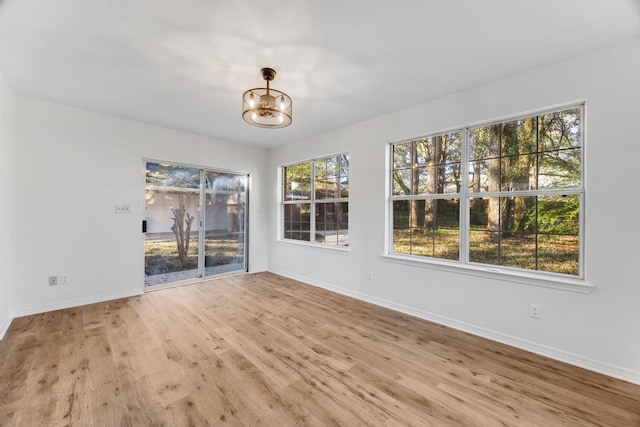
[1,272,639,426]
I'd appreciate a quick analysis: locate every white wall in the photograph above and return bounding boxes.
[11,97,268,315]
[268,37,640,384]
[0,73,13,338]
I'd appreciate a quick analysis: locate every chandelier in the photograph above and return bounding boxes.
[242,67,292,128]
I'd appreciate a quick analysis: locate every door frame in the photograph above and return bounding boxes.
[141,158,250,291]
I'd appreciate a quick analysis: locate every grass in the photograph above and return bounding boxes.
[393,228,578,275]
[393,228,459,260]
[145,234,244,276]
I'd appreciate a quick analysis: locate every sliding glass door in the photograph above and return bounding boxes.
[204,172,247,277]
[144,161,248,288]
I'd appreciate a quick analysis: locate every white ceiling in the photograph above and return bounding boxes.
[1,1,639,149]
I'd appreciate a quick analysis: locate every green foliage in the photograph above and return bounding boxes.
[146,163,200,188]
[528,195,580,235]
[284,162,312,199]
[285,155,349,200]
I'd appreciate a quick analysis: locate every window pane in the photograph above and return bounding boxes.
[317,155,348,200]
[415,167,434,195]
[469,108,582,195]
[468,160,488,193]
[538,148,581,189]
[315,202,337,244]
[328,178,340,199]
[314,158,327,199]
[339,181,349,198]
[539,108,582,152]
[338,202,349,246]
[432,199,460,260]
[437,163,461,194]
[392,199,459,260]
[538,234,579,275]
[469,125,492,161]
[500,235,537,270]
[394,152,461,196]
[316,202,348,246]
[392,166,434,195]
[392,200,412,255]
[414,139,431,166]
[284,162,311,201]
[443,132,463,164]
[501,118,537,157]
[537,195,579,235]
[393,143,412,169]
[392,168,413,196]
[468,157,500,193]
[283,203,311,241]
[469,196,540,267]
[325,156,339,177]
[469,231,500,265]
[415,132,463,167]
[339,155,349,177]
[338,155,350,198]
[468,195,579,274]
[501,153,537,191]
[317,177,339,199]
[315,158,327,178]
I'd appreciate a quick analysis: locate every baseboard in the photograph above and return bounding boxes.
[0,311,13,340]
[270,269,640,386]
[12,289,144,318]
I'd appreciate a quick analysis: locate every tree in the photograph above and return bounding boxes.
[170,194,195,265]
[486,124,502,234]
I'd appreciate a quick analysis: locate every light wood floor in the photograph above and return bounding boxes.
[1,273,639,426]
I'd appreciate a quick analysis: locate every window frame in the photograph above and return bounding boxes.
[281,153,350,249]
[386,103,588,291]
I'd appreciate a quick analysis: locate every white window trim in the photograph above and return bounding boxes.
[386,103,588,291]
[279,153,349,250]
[380,253,592,293]
[277,238,351,254]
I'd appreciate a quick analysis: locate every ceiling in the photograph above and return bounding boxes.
[1,1,639,149]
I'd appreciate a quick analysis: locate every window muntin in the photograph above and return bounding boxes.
[390,105,583,278]
[282,154,349,247]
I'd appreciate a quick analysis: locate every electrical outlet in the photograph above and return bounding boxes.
[59,274,69,285]
[529,303,541,319]
[48,276,59,286]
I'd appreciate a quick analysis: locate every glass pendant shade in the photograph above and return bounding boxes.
[242,68,292,129]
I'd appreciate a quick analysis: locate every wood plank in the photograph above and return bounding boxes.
[0,272,639,425]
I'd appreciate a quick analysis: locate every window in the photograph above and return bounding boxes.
[390,105,583,278]
[283,154,349,247]
[391,132,462,260]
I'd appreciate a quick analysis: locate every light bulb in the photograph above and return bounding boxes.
[249,98,255,108]
[251,112,257,121]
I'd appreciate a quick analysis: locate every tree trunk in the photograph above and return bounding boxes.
[423,136,442,227]
[410,142,419,228]
[170,194,195,265]
[486,125,501,234]
[511,117,536,234]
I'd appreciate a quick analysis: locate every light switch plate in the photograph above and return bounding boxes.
[115,204,131,214]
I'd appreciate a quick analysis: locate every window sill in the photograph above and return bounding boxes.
[277,239,351,255]
[381,254,593,293]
